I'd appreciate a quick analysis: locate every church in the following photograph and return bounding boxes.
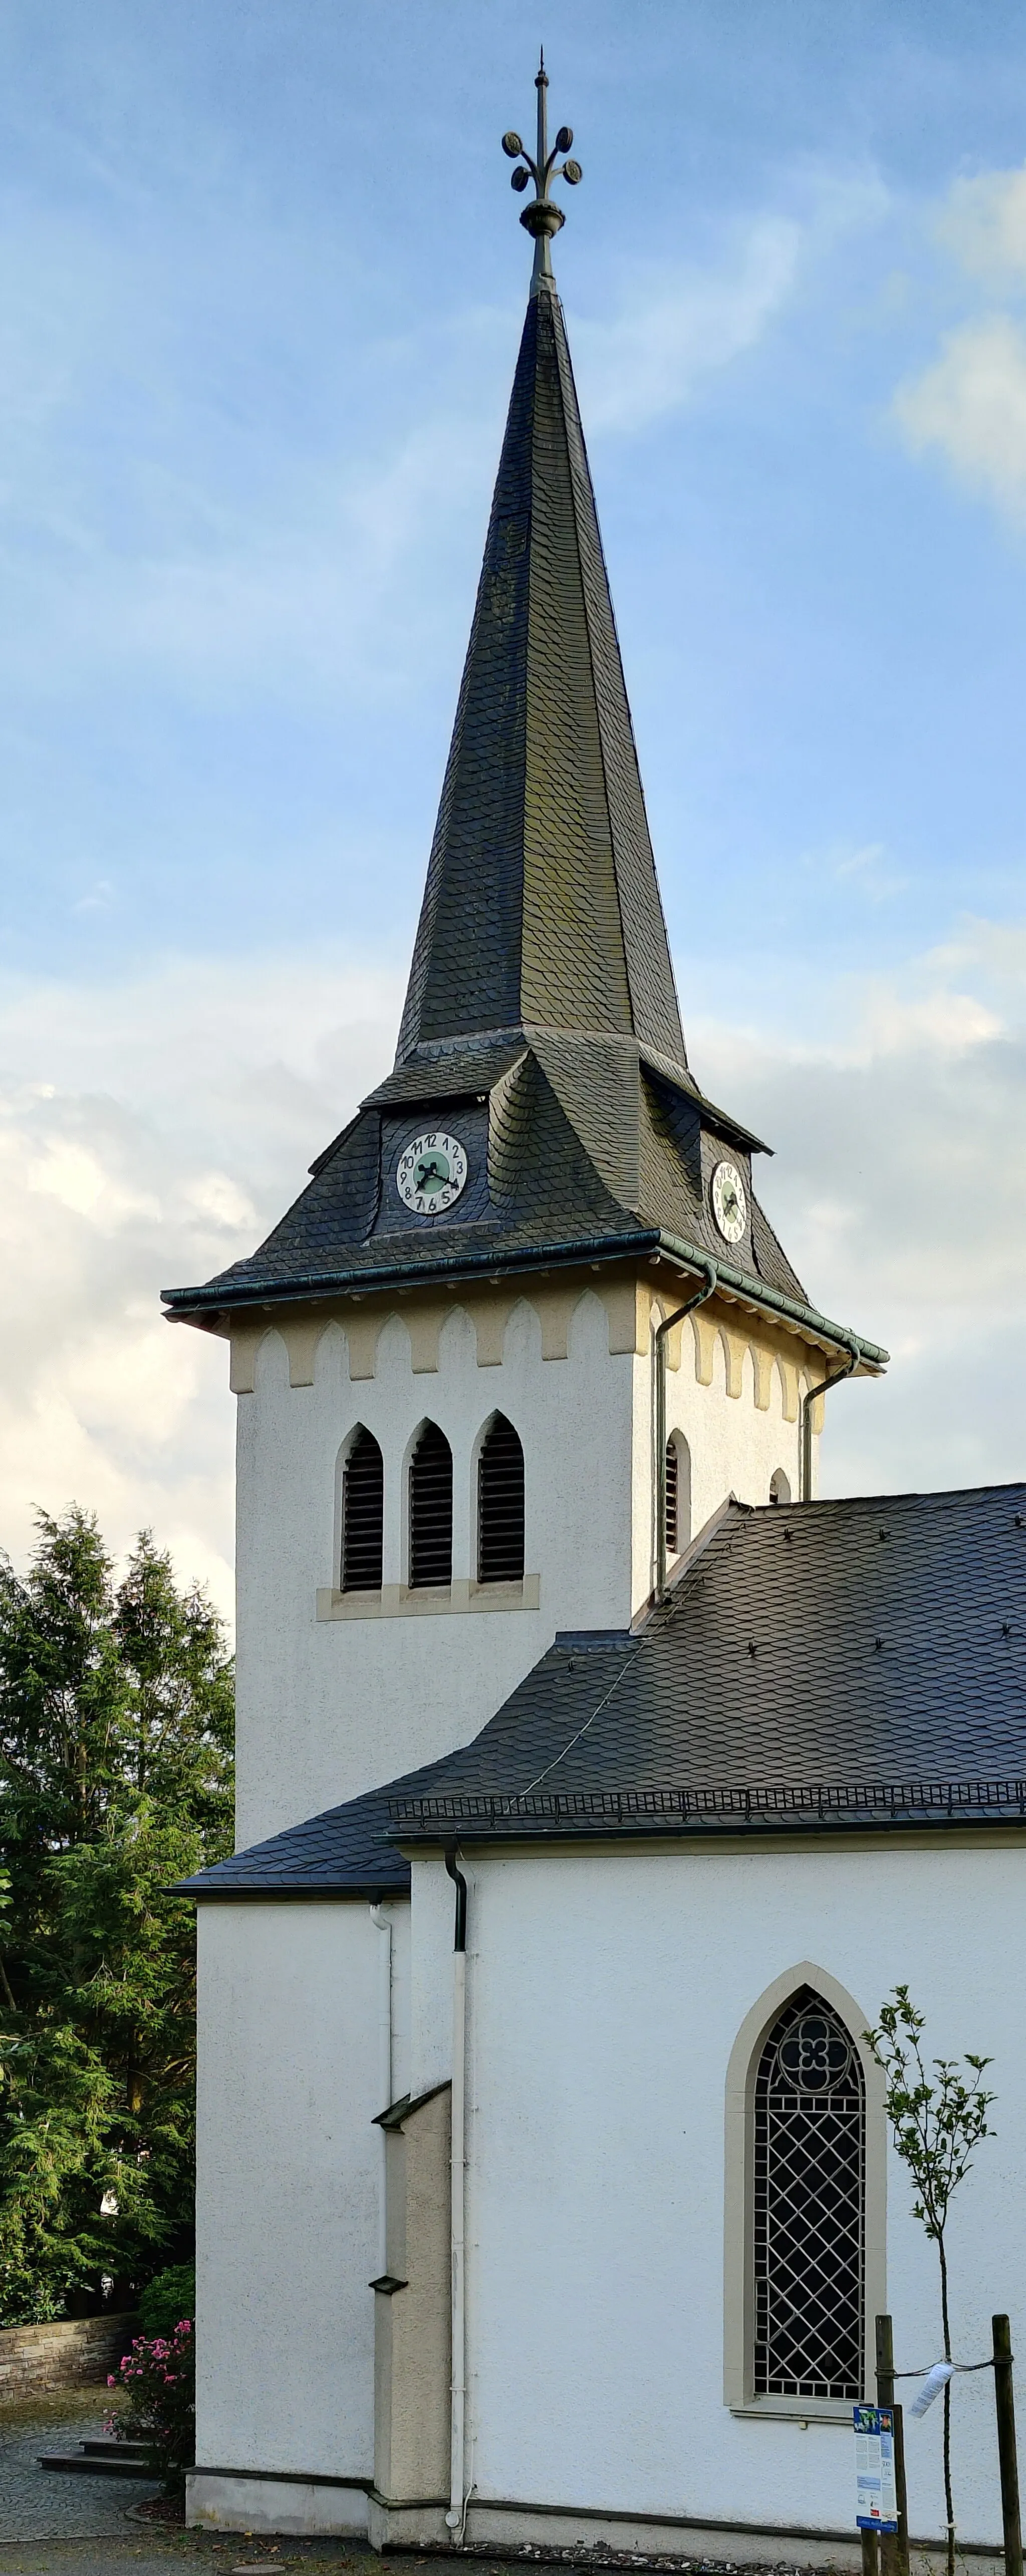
[166,67,1026,2566]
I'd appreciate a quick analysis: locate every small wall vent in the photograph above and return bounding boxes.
[478,1414,525,1584]
[409,1423,453,1588]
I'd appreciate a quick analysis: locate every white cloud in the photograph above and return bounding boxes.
[575,220,803,435]
[576,168,888,437]
[937,163,1026,284]
[896,159,1026,522]
[2,918,1025,1619]
[0,948,402,1617]
[694,931,1026,1498]
[896,315,1026,519]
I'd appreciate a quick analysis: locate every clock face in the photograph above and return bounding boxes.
[711,1158,747,1244]
[396,1130,468,1218]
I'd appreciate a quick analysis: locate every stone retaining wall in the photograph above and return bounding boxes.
[0,2314,139,2401]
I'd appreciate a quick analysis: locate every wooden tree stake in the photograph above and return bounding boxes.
[876,2313,910,2576]
[993,2314,1022,2576]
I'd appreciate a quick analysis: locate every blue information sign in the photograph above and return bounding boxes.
[854,2404,898,2532]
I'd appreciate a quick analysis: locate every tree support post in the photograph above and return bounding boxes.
[876,2314,911,2576]
[862,2527,880,2576]
[993,2314,1022,2576]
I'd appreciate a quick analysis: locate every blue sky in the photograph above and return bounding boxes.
[2,0,1026,1607]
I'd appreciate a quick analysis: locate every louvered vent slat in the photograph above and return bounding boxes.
[478,1414,525,1584]
[342,1428,384,1591]
[664,1440,678,1557]
[409,1423,453,1588]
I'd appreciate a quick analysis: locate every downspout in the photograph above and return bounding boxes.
[655,1260,717,1600]
[800,1339,861,1502]
[444,1850,468,2541]
[369,1904,393,2276]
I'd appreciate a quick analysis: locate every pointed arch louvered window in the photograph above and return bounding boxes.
[664,1434,690,1558]
[477,1414,525,1584]
[753,1986,865,2400]
[409,1423,453,1589]
[341,1428,384,1591]
[665,1441,678,1556]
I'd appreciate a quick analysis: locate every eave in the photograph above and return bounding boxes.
[162,1227,889,1374]
[389,1776,1026,1849]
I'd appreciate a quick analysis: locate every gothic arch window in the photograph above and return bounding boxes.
[665,1432,691,1558]
[723,1965,885,2415]
[477,1414,525,1584]
[770,1467,791,1506]
[753,1986,865,2400]
[408,1422,453,1589]
[341,1428,383,1592]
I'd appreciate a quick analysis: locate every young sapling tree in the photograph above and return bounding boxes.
[865,1986,995,2576]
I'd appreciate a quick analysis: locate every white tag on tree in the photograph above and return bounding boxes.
[909,2361,954,2419]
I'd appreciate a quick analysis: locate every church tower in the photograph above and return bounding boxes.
[164,64,885,1848]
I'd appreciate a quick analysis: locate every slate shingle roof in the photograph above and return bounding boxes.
[177,1769,417,1899]
[184,1484,1026,1897]
[163,274,883,1366]
[397,280,685,1069]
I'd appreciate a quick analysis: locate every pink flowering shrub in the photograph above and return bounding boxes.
[105,2319,194,2489]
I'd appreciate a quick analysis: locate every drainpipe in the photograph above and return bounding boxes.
[444,1850,468,2542]
[654,1261,717,1600]
[800,1338,862,1502]
[369,1904,393,2276]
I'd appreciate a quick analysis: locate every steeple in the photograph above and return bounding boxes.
[397,64,686,1077]
[164,68,887,1389]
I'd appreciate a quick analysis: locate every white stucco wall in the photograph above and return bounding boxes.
[670,1332,806,1530]
[195,1897,409,2481]
[234,1294,635,1844]
[454,1839,1023,2547]
[233,1280,824,1847]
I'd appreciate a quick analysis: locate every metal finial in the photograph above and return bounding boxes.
[500,57,582,293]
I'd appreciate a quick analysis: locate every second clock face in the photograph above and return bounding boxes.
[711,1158,747,1244]
[396,1130,468,1217]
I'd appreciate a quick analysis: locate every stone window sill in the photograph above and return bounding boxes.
[730,2398,855,2426]
[316,1575,541,1622]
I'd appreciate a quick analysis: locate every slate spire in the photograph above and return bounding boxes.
[397,66,687,1077]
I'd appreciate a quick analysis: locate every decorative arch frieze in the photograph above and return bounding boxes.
[228,1279,831,1448]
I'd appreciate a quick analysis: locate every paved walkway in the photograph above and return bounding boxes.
[0,2392,161,2543]
[0,2397,385,2569]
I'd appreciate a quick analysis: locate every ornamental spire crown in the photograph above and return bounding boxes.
[501,51,583,296]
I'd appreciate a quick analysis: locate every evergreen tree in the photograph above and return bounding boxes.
[0,1510,233,2323]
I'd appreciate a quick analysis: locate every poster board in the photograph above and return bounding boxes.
[854,2403,898,2531]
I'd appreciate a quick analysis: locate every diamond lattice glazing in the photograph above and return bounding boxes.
[753,1985,865,2399]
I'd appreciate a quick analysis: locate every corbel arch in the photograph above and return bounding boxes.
[723,1962,886,2415]
[250,1324,289,1393]
[775,1352,800,1424]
